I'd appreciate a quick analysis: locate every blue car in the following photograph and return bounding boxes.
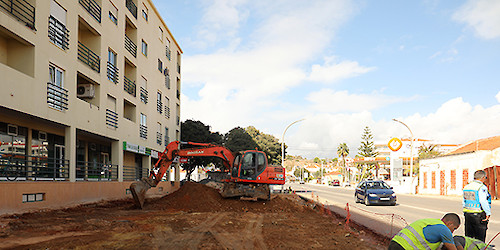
[354,180,396,206]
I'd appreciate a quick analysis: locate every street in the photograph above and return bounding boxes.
[287,183,500,247]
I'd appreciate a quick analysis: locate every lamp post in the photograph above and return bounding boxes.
[392,118,415,194]
[281,119,305,168]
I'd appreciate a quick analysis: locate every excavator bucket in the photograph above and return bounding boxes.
[130,178,153,209]
[220,182,271,200]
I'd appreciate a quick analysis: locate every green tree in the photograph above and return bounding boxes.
[180,119,223,144]
[245,126,282,165]
[313,157,321,163]
[224,127,259,152]
[357,126,379,179]
[418,144,441,159]
[337,143,349,183]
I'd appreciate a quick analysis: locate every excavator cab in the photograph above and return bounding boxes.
[231,151,267,181]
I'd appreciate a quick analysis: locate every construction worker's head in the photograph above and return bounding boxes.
[442,213,461,233]
[474,170,487,182]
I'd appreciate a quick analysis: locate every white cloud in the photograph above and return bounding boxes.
[308,57,376,83]
[496,91,500,103]
[453,0,500,39]
[305,89,407,113]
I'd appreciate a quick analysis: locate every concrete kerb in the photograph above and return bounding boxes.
[297,192,405,240]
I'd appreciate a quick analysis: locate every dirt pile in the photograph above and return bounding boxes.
[0,182,388,249]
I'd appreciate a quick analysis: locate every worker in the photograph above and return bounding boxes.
[453,235,493,250]
[463,170,491,242]
[388,213,461,250]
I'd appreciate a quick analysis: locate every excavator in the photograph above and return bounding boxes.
[130,141,286,208]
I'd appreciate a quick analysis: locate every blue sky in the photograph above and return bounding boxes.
[153,0,500,158]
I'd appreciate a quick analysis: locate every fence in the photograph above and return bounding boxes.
[0,153,69,181]
[123,165,148,181]
[75,161,118,181]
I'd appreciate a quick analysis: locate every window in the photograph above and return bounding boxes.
[109,1,118,24]
[164,97,170,118]
[140,76,147,89]
[158,59,163,72]
[140,76,148,104]
[140,113,147,139]
[140,113,147,126]
[165,39,171,60]
[49,64,64,87]
[142,4,148,21]
[157,122,162,145]
[141,40,147,56]
[48,64,67,110]
[164,127,169,145]
[157,91,162,113]
[164,67,170,89]
[107,49,118,83]
[159,27,163,41]
[49,0,69,50]
[108,49,117,66]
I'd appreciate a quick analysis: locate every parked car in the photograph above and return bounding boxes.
[330,180,340,186]
[354,180,396,206]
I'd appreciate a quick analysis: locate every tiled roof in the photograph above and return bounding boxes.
[446,135,500,155]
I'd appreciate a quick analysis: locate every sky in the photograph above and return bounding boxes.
[152,0,500,159]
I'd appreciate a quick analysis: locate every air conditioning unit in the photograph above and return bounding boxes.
[77,84,95,98]
[39,131,47,141]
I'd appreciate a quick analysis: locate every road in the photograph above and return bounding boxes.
[286,183,500,247]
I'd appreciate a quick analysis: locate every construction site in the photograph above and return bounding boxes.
[0,182,389,249]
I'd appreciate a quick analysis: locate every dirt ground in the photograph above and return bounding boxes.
[0,182,389,249]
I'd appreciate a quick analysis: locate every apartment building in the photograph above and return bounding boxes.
[0,0,182,214]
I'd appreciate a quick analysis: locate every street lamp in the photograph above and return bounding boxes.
[392,118,415,193]
[281,119,305,168]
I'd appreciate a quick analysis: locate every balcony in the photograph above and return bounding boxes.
[124,34,137,58]
[165,46,171,60]
[79,0,101,23]
[139,124,147,139]
[48,16,69,50]
[164,71,170,89]
[157,98,162,114]
[0,0,35,30]
[164,106,170,119]
[156,132,162,145]
[105,109,118,129]
[140,86,148,104]
[78,41,100,73]
[124,76,136,97]
[126,0,137,19]
[107,61,119,84]
[47,82,68,111]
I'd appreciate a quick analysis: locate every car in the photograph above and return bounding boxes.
[354,180,396,206]
[330,180,340,186]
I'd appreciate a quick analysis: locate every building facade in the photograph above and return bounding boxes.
[0,0,182,214]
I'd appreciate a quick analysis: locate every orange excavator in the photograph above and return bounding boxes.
[130,141,286,208]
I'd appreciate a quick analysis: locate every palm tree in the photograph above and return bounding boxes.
[337,143,349,183]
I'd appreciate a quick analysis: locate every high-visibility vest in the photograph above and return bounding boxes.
[463,236,492,250]
[463,181,491,213]
[392,218,444,250]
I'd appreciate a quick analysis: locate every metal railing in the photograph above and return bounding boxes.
[166,47,171,60]
[176,90,180,99]
[157,98,162,114]
[177,116,180,126]
[107,61,119,84]
[139,124,147,139]
[123,165,148,181]
[140,86,148,104]
[47,82,68,111]
[177,63,181,74]
[0,0,35,30]
[165,74,170,89]
[106,109,118,128]
[156,132,162,145]
[0,153,69,181]
[78,41,100,73]
[124,76,136,97]
[165,106,170,119]
[48,16,69,50]
[125,0,137,19]
[79,0,101,23]
[164,135,170,146]
[76,161,118,181]
[124,34,137,58]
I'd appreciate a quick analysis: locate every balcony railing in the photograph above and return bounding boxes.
[165,106,170,119]
[124,76,136,97]
[177,63,181,74]
[76,161,118,181]
[123,165,148,181]
[177,116,180,126]
[106,109,118,129]
[176,90,180,99]
[165,47,171,60]
[79,0,101,23]
[107,61,119,84]
[156,132,162,145]
[139,124,147,139]
[126,0,137,19]
[124,34,137,58]
[78,41,100,73]
[157,98,162,114]
[48,16,69,50]
[140,87,148,104]
[165,74,170,89]
[47,82,68,111]
[164,135,170,146]
[0,0,35,30]
[0,153,69,181]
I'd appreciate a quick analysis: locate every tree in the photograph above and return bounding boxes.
[357,126,379,179]
[180,119,223,144]
[245,126,282,165]
[224,127,259,152]
[337,143,349,183]
[418,144,441,159]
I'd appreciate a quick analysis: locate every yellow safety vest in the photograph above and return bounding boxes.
[463,236,492,250]
[392,218,444,250]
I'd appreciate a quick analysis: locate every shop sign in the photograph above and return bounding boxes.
[388,138,403,151]
[123,142,151,156]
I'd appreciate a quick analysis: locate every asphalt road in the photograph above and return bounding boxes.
[286,183,500,247]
